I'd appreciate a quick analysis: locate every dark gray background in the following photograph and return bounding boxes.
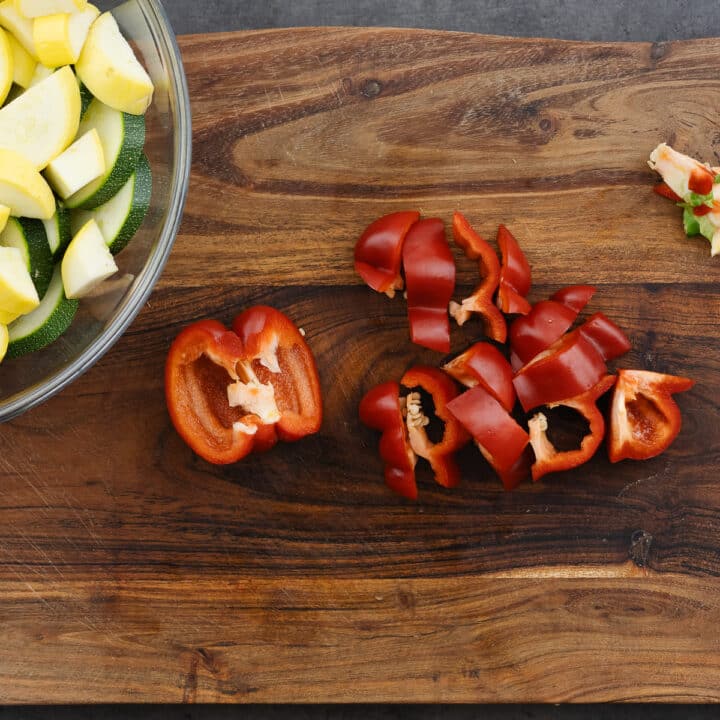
[4,0,720,717]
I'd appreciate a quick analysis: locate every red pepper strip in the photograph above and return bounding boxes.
[443,342,516,412]
[165,308,322,465]
[513,330,607,413]
[653,182,682,203]
[401,366,470,488]
[354,211,420,297]
[689,166,715,196]
[446,385,530,490]
[359,382,418,499]
[448,212,507,342]
[528,375,616,481]
[578,312,632,362]
[608,369,694,463]
[497,224,532,315]
[551,285,597,314]
[509,285,597,371]
[403,218,456,353]
[693,204,713,217]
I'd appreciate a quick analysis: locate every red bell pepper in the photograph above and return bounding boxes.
[497,224,532,315]
[528,375,616,481]
[689,166,715,196]
[443,342,516,412]
[550,285,597,314]
[401,366,470,489]
[403,218,456,353]
[578,312,632,362]
[448,211,507,343]
[359,382,418,499]
[354,211,420,297]
[446,385,530,490]
[608,369,694,463]
[166,307,322,465]
[653,182,682,203]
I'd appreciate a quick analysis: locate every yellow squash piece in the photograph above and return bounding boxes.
[0,0,37,58]
[0,26,11,103]
[75,11,153,115]
[27,59,51,85]
[6,30,35,88]
[44,127,104,198]
[15,0,87,18]
[0,148,55,218]
[0,245,39,315]
[33,3,97,67]
[0,64,79,168]
[0,203,9,232]
[0,323,8,362]
[61,218,117,299]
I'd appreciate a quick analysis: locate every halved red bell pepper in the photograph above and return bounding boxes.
[359,382,417,499]
[528,375,616,481]
[443,342,516,412]
[608,369,694,463]
[497,224,532,315]
[403,218,456,353]
[446,385,530,489]
[448,211,507,343]
[354,211,420,297]
[166,307,322,464]
[401,366,470,489]
[653,182,682,203]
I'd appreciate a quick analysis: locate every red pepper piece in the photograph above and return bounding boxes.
[578,312,632,362]
[497,224,532,315]
[443,342,516,412]
[653,182,682,203]
[513,330,607,413]
[448,212,507,343]
[689,166,715,196]
[693,204,713,217]
[165,308,322,465]
[550,285,597,314]
[401,366,470,489]
[354,211,420,297]
[608,369,694,463]
[359,382,417,499]
[403,218,456,353]
[509,285,597,370]
[446,385,530,490]
[528,375,616,481]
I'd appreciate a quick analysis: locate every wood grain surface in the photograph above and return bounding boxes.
[2,27,720,703]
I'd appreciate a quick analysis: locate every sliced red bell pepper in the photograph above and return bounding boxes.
[448,211,507,343]
[403,218,456,353]
[510,285,597,370]
[165,307,322,464]
[359,382,418,499]
[653,182,682,203]
[550,285,597,314]
[446,384,530,490]
[497,224,532,315]
[401,366,470,488]
[689,165,715,196]
[528,375,616,481]
[354,211,420,297]
[578,312,632,362]
[443,342,516,412]
[608,369,694,463]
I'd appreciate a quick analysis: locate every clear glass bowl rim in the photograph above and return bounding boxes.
[0,0,192,423]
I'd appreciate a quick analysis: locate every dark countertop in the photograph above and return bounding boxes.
[4,1,719,717]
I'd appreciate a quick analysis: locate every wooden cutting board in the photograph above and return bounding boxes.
[2,28,720,704]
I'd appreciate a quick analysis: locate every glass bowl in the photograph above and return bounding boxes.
[0,0,191,422]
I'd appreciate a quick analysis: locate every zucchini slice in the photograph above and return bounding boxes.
[64,96,145,210]
[72,153,151,255]
[7,263,78,358]
[0,216,53,298]
[43,202,72,260]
